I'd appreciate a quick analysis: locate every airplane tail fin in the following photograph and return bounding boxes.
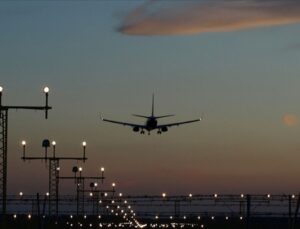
[151,93,154,117]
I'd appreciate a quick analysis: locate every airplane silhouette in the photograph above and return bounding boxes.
[101,95,202,135]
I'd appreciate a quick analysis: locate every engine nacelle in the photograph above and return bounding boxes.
[161,126,168,132]
[133,126,140,132]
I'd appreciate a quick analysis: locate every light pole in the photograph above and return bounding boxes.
[0,86,52,215]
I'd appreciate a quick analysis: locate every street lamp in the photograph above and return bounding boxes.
[52,141,56,157]
[82,141,86,161]
[21,140,26,158]
[100,167,105,184]
[43,87,50,119]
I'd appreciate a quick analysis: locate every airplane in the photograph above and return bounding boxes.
[101,95,202,135]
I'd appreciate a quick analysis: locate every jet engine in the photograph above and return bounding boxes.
[161,126,168,132]
[133,126,140,132]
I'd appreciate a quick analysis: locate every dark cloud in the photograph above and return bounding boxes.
[118,0,300,36]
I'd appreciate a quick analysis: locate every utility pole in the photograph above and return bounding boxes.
[21,139,87,216]
[0,86,51,216]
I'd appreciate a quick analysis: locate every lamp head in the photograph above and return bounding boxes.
[43,87,49,93]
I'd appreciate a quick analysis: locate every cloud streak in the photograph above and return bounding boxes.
[118,0,300,36]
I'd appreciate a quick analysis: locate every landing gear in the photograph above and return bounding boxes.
[140,130,145,134]
[157,130,162,134]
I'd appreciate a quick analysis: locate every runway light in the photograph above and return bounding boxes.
[240,216,243,220]
[19,192,23,196]
[44,87,49,93]
[226,216,229,220]
[267,194,271,198]
[292,194,296,199]
[46,192,49,196]
[241,194,244,198]
[89,192,93,197]
[162,193,166,198]
[28,214,31,219]
[119,193,123,197]
[214,193,218,198]
[13,214,17,219]
[189,193,193,198]
[112,182,116,187]
[211,216,215,220]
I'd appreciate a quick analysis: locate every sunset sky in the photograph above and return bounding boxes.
[1,1,300,196]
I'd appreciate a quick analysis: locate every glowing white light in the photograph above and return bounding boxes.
[19,192,23,196]
[13,214,17,219]
[211,216,215,220]
[241,194,244,198]
[240,216,243,220]
[22,140,26,146]
[44,87,49,93]
[267,194,271,198]
[52,141,56,146]
[119,193,123,197]
[101,167,105,172]
[28,214,31,219]
[0,86,3,92]
[162,193,166,198]
[89,192,93,197]
[214,193,218,198]
[189,193,193,198]
[82,141,86,147]
[292,194,296,199]
[79,167,83,172]
[46,192,49,196]
[112,182,116,187]
[226,216,229,220]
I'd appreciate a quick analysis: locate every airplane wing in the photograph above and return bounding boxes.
[101,116,146,128]
[157,118,202,129]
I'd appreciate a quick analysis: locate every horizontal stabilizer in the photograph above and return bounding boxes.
[155,114,175,119]
[132,114,150,119]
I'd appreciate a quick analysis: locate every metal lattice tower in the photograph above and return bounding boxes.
[77,176,85,215]
[21,139,87,216]
[0,110,8,215]
[58,167,107,216]
[49,159,59,216]
[0,86,51,215]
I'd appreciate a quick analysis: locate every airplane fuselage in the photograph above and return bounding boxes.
[145,117,158,131]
